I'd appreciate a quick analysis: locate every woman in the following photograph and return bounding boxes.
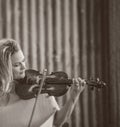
[0,39,85,127]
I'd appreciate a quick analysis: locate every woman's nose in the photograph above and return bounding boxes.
[21,62,26,70]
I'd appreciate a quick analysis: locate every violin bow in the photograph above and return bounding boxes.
[27,69,47,127]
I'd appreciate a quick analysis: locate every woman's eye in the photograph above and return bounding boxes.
[13,64,19,67]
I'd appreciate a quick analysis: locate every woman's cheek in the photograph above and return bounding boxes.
[12,68,20,79]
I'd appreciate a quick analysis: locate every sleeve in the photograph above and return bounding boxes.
[47,96,60,111]
[39,95,60,127]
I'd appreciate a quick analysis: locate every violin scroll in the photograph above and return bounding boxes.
[85,77,106,90]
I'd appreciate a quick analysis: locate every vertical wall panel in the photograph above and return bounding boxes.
[94,1,104,127]
[80,0,89,127]
[21,0,28,59]
[0,0,2,38]
[29,0,37,69]
[55,0,63,71]
[6,0,12,38]
[13,0,20,41]
[71,1,81,127]
[55,0,64,108]
[63,0,71,75]
[46,0,54,73]
[72,0,79,77]
[62,1,72,126]
[86,0,97,127]
[109,0,120,127]
[38,0,46,71]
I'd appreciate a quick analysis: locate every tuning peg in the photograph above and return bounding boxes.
[90,77,94,81]
[96,87,101,91]
[89,86,94,90]
[96,78,100,82]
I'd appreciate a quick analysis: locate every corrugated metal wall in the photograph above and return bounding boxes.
[0,0,119,127]
[109,0,120,127]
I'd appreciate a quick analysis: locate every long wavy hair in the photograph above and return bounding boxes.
[0,39,21,93]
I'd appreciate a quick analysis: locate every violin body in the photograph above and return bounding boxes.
[15,69,72,99]
[15,69,106,100]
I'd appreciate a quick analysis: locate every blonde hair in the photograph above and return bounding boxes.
[0,39,21,93]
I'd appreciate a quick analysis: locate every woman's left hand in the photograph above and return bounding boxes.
[69,78,86,101]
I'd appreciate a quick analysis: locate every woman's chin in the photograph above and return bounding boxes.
[20,73,25,79]
[14,73,25,80]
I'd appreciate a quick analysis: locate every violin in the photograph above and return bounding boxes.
[15,69,106,100]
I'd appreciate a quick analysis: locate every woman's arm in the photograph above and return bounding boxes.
[53,78,86,127]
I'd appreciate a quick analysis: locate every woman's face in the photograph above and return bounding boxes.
[11,50,26,80]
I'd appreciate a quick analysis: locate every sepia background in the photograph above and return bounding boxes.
[0,0,119,127]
